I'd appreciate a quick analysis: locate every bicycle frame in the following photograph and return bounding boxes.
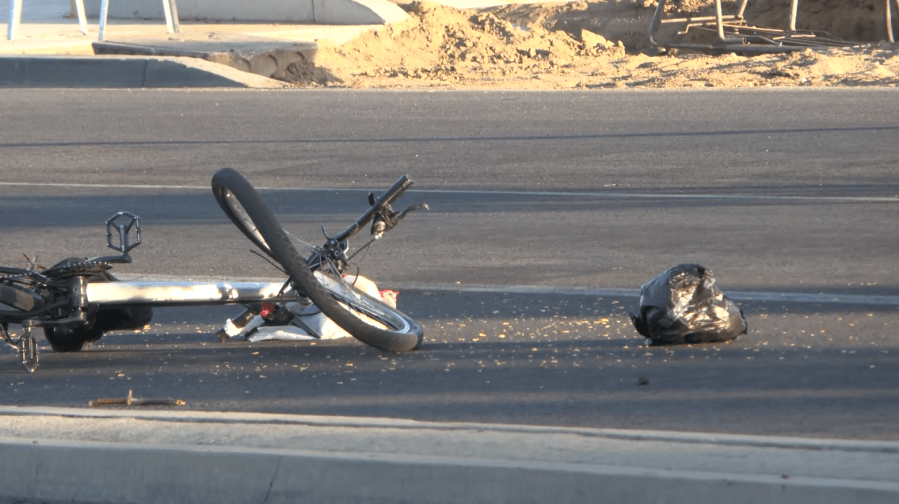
[85,280,298,306]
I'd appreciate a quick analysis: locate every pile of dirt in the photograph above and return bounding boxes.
[289,0,899,89]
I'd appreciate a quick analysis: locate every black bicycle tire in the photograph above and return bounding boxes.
[43,324,103,353]
[211,168,423,353]
[212,175,274,259]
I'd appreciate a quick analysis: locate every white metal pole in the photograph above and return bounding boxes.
[169,0,180,33]
[790,0,799,31]
[7,0,22,41]
[98,0,110,41]
[161,0,174,33]
[74,0,88,35]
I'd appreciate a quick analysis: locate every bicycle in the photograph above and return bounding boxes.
[0,168,427,372]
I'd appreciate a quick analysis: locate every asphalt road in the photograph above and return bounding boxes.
[1,88,898,440]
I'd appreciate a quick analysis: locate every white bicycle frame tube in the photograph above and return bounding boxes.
[85,280,297,306]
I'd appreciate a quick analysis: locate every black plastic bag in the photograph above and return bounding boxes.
[630,263,746,346]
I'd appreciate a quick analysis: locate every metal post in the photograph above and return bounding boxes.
[7,0,22,40]
[736,0,750,19]
[169,0,180,33]
[648,0,667,47]
[98,0,110,41]
[896,0,899,40]
[887,0,895,43]
[790,0,799,31]
[161,0,174,33]
[715,0,726,41]
[74,0,88,35]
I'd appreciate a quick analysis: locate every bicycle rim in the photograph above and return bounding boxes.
[314,272,411,333]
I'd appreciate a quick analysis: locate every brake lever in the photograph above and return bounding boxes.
[398,203,429,219]
[371,202,429,239]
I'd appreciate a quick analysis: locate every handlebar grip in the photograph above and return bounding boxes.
[332,175,414,243]
[374,175,413,209]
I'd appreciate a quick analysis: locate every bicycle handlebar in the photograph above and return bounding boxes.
[331,174,414,244]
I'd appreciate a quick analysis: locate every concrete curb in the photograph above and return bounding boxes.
[91,40,320,81]
[1,407,897,503]
[0,55,286,88]
[2,437,896,504]
[3,406,899,453]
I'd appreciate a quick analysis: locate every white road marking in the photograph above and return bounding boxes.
[394,283,899,306]
[1,181,897,203]
[416,189,899,203]
[0,182,203,190]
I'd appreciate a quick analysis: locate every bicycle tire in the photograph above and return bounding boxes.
[42,305,152,353]
[211,168,423,353]
[43,324,103,353]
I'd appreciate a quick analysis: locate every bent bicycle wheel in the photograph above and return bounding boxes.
[211,167,423,353]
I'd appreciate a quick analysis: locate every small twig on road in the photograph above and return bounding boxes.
[89,389,186,407]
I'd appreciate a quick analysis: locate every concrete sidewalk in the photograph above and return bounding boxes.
[0,17,377,56]
[0,0,577,87]
[0,16,375,88]
[1,406,898,503]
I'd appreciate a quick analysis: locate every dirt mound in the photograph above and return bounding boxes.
[289,0,899,89]
[308,1,614,88]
